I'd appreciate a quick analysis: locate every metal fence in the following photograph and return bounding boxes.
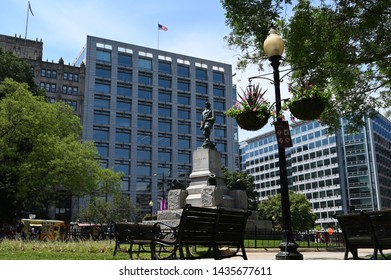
[244,229,344,249]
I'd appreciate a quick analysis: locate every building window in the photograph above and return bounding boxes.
[115,144,131,159]
[213,71,224,83]
[118,70,132,82]
[95,66,111,78]
[196,83,208,94]
[215,127,226,138]
[196,68,207,80]
[177,64,190,77]
[137,147,152,160]
[115,161,130,176]
[116,113,131,127]
[118,53,132,67]
[178,108,190,119]
[178,151,191,164]
[93,111,110,125]
[41,69,46,77]
[93,126,109,141]
[158,61,171,74]
[178,136,191,149]
[139,73,153,85]
[136,162,151,176]
[158,76,172,88]
[158,134,172,147]
[213,86,225,97]
[96,49,111,63]
[178,122,191,134]
[137,131,152,145]
[158,119,172,132]
[214,99,225,111]
[116,128,131,142]
[138,117,152,130]
[96,143,109,157]
[95,80,111,94]
[158,90,172,103]
[95,96,110,109]
[117,98,132,112]
[158,149,172,162]
[117,84,132,97]
[178,94,190,105]
[138,87,152,99]
[138,102,152,115]
[196,97,208,108]
[178,79,190,91]
[158,105,171,117]
[138,58,152,70]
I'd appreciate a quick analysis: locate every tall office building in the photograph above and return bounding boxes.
[77,36,238,216]
[240,115,391,229]
[1,34,239,220]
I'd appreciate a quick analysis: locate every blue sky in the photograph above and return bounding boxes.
[1,0,290,141]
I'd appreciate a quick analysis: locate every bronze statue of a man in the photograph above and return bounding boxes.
[200,101,215,148]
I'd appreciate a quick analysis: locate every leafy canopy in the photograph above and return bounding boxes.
[0,79,122,219]
[221,0,391,131]
[258,191,317,232]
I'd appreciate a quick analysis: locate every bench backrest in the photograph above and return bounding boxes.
[113,222,156,242]
[215,209,251,243]
[114,222,139,243]
[177,204,220,244]
[368,210,391,249]
[336,213,374,247]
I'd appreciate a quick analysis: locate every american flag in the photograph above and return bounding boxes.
[158,24,168,31]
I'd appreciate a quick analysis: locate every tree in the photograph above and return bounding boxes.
[0,79,122,221]
[222,165,260,210]
[78,194,138,224]
[258,192,316,232]
[221,0,391,131]
[0,48,44,97]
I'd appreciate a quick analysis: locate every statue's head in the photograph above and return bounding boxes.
[205,101,211,108]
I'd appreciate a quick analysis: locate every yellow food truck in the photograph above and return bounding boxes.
[21,219,65,241]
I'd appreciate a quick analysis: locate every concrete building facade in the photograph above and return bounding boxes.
[240,115,391,229]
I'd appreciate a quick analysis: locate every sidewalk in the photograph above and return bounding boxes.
[244,248,376,260]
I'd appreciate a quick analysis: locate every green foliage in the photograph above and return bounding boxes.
[221,0,390,132]
[258,192,317,232]
[0,48,43,97]
[0,79,122,220]
[222,165,259,210]
[78,194,137,224]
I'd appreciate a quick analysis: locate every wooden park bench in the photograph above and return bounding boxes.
[336,210,391,259]
[150,204,251,260]
[111,222,160,259]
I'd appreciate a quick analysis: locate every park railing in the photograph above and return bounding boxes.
[244,229,344,249]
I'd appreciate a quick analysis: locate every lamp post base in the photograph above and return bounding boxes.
[275,240,303,260]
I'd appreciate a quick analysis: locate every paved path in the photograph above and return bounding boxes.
[244,248,377,260]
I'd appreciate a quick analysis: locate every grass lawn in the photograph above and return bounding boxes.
[0,239,137,260]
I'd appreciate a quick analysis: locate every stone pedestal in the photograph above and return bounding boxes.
[185,148,234,208]
[167,189,188,210]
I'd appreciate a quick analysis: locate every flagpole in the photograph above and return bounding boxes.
[25,2,30,39]
[157,22,160,50]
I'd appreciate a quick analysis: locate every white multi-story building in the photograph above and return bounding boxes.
[240,115,391,229]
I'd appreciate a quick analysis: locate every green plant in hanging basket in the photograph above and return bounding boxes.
[225,84,272,131]
[285,80,330,121]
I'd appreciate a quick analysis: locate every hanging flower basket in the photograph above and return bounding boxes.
[288,97,326,120]
[225,84,272,131]
[235,109,270,131]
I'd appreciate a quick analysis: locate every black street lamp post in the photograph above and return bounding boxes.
[263,27,303,260]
